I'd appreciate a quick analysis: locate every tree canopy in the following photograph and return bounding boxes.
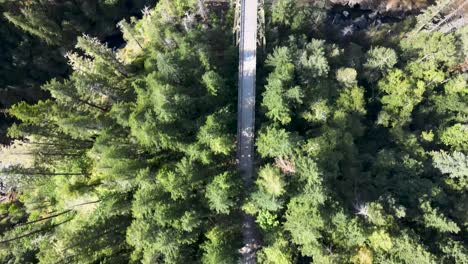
[0,0,467,263]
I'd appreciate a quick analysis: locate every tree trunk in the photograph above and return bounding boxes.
[0,218,72,244]
[198,0,208,21]
[15,210,72,227]
[430,0,468,32]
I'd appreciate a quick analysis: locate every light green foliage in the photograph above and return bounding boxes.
[245,189,284,214]
[284,193,324,256]
[302,99,330,123]
[377,69,425,127]
[438,239,468,264]
[402,32,459,67]
[201,225,239,264]
[198,109,235,156]
[444,75,467,95]
[257,235,293,264]
[262,47,297,124]
[336,85,366,115]
[256,4,467,264]
[0,0,154,143]
[458,26,468,57]
[412,0,452,33]
[271,0,297,26]
[257,165,285,196]
[202,71,224,96]
[256,125,300,158]
[8,100,55,124]
[432,151,468,190]
[368,230,393,252]
[365,46,398,72]
[1,1,239,263]
[205,172,236,214]
[420,200,460,233]
[298,39,330,79]
[4,7,62,45]
[157,158,202,200]
[262,81,292,124]
[359,202,393,227]
[155,0,197,18]
[364,46,398,84]
[350,247,373,264]
[294,157,322,186]
[421,130,435,142]
[282,158,326,256]
[440,124,468,151]
[330,211,366,249]
[37,200,129,264]
[336,67,357,87]
[256,210,280,229]
[376,233,437,264]
[0,202,26,234]
[76,35,128,77]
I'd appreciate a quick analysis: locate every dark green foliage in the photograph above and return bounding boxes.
[0,0,156,143]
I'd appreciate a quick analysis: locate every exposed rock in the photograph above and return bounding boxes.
[342,25,355,36]
[354,14,368,29]
[328,0,430,13]
[368,11,378,19]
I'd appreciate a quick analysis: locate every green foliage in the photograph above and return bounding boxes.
[438,239,468,264]
[284,193,325,256]
[377,69,425,127]
[401,32,460,67]
[440,124,468,151]
[336,85,366,115]
[432,151,468,190]
[376,233,437,264]
[257,234,293,264]
[1,1,467,263]
[1,2,239,263]
[4,9,62,45]
[368,230,393,252]
[256,125,300,158]
[336,67,357,87]
[198,109,235,156]
[364,46,398,82]
[297,39,330,79]
[201,225,239,264]
[257,165,285,196]
[256,210,280,230]
[262,47,297,124]
[270,0,328,31]
[0,202,27,233]
[205,172,237,214]
[412,0,452,33]
[364,46,398,72]
[0,0,156,142]
[420,200,460,233]
[254,3,467,262]
[330,211,366,249]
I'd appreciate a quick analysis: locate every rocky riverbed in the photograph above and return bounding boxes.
[327,5,404,37]
[329,0,431,13]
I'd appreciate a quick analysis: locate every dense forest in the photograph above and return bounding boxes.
[0,0,157,143]
[0,0,467,263]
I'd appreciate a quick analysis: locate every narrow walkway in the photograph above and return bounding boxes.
[237,0,259,263]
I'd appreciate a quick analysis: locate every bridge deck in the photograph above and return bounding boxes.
[237,0,259,263]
